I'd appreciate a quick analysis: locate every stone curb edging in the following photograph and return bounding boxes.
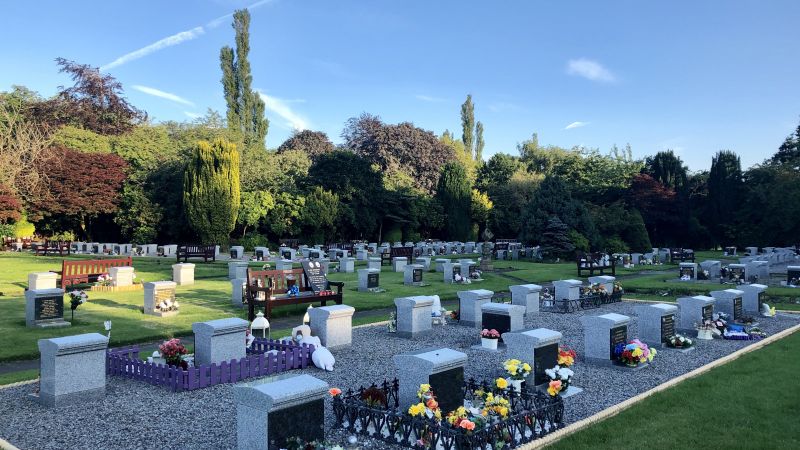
[622,297,800,315]
[517,322,800,450]
[0,438,20,450]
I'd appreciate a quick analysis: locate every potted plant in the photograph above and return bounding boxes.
[159,338,189,369]
[544,365,574,395]
[503,358,532,392]
[695,320,717,340]
[666,334,694,349]
[480,329,500,350]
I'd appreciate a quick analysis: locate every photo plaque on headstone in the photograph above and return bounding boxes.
[452,265,461,280]
[413,268,423,283]
[609,325,627,359]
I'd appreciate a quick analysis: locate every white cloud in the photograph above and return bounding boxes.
[101,27,205,71]
[132,85,195,106]
[564,121,589,130]
[566,58,615,82]
[184,111,202,119]
[415,94,446,103]
[259,93,310,131]
[207,0,275,28]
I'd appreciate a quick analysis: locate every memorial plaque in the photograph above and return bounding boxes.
[680,267,694,278]
[788,269,800,284]
[229,250,236,259]
[155,287,175,304]
[452,265,461,280]
[367,272,379,289]
[758,292,765,312]
[35,295,64,321]
[302,261,327,293]
[660,314,675,343]
[256,250,264,260]
[609,325,627,359]
[702,304,713,322]
[730,267,744,279]
[481,313,511,338]
[733,297,743,320]
[468,264,477,277]
[267,398,324,450]
[533,343,558,385]
[413,268,423,283]
[282,250,291,260]
[429,367,464,415]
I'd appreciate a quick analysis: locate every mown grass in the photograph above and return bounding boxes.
[547,330,800,449]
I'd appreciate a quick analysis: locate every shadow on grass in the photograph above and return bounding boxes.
[90,299,142,311]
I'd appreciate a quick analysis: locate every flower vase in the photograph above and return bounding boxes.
[510,379,523,392]
[481,338,498,350]
[697,329,714,340]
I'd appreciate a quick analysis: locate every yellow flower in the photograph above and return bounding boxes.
[632,348,643,358]
[495,377,509,389]
[522,363,532,372]
[408,403,426,416]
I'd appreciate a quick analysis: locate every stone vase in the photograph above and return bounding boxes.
[509,379,523,392]
[696,329,714,340]
[481,337,498,350]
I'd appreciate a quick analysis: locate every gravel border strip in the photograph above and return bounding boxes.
[519,322,800,449]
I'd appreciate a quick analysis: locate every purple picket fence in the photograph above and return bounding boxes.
[107,338,315,392]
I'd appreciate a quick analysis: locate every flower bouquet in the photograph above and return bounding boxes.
[503,359,532,392]
[557,347,577,367]
[96,273,113,287]
[666,334,694,349]
[449,310,460,321]
[159,338,189,369]
[544,365,574,394]
[613,282,624,294]
[695,320,718,339]
[387,311,397,333]
[711,313,729,333]
[480,329,500,350]
[284,437,344,450]
[614,339,656,367]
[68,290,88,321]
[156,298,179,313]
[748,327,768,339]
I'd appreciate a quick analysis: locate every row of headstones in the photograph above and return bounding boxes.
[68,243,222,258]
[680,258,798,283]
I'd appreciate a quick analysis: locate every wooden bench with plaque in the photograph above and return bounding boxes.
[245,263,344,321]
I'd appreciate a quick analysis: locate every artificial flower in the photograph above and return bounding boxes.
[495,377,508,389]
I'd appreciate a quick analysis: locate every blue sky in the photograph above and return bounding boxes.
[2,0,799,170]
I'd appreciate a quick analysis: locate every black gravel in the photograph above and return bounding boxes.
[0,302,797,450]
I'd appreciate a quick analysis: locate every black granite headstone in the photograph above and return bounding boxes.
[267,398,324,450]
[788,269,800,284]
[429,367,464,415]
[609,325,627,359]
[256,250,264,260]
[301,261,327,293]
[533,343,558,385]
[35,295,64,321]
[413,268,423,283]
[660,314,675,343]
[452,265,461,280]
[367,272,379,289]
[702,304,713,322]
[481,313,511,337]
[282,250,291,260]
[229,250,236,259]
[733,297,743,320]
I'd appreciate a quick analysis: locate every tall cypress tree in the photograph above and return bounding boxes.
[437,162,472,240]
[461,94,475,158]
[220,9,268,148]
[475,121,485,162]
[708,150,742,245]
[183,139,241,244]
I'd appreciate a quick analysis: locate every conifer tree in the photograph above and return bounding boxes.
[436,162,472,240]
[461,95,474,157]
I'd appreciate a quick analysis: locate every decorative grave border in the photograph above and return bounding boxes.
[332,378,564,450]
[541,291,622,314]
[106,338,314,392]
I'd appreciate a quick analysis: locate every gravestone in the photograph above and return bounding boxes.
[480,303,525,336]
[553,279,582,301]
[392,256,408,273]
[404,264,424,286]
[631,253,643,264]
[588,275,615,293]
[739,283,767,314]
[109,266,134,287]
[416,256,432,271]
[393,348,467,413]
[746,246,759,256]
[356,249,369,261]
[162,244,177,257]
[443,262,462,284]
[172,263,195,286]
[394,296,434,338]
[234,374,328,450]
[231,278,247,307]
[710,289,745,321]
[367,257,382,271]
[28,272,57,291]
[679,262,697,280]
[274,259,293,271]
[465,242,475,253]
[435,258,449,272]
[635,303,678,347]
[339,257,355,273]
[192,317,249,366]
[144,281,178,317]
[727,263,746,282]
[456,289,493,327]
[37,333,108,406]
[745,261,769,283]
[580,313,631,364]
[309,305,355,349]
[229,261,249,280]
[254,247,270,261]
[503,328,562,386]
[677,295,715,330]
[25,288,69,328]
[358,268,380,292]
[318,258,331,275]
[230,245,244,260]
[787,265,800,285]
[301,261,327,293]
[699,260,721,279]
[509,283,542,316]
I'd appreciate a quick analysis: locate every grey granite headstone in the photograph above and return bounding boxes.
[339,257,355,273]
[192,317,249,366]
[367,257,381,271]
[37,333,108,406]
[234,374,328,450]
[457,289,493,327]
[391,256,408,272]
[588,275,615,293]
[677,295,715,330]
[635,303,678,347]
[358,268,380,292]
[309,304,355,349]
[28,272,57,290]
[503,328,562,386]
[739,283,767,314]
[509,284,542,316]
[699,260,721,279]
[745,261,769,283]
[580,313,630,364]
[403,264,424,286]
[679,262,697,280]
[231,278,247,307]
[443,262,463,283]
[710,289,745,321]
[229,261,250,280]
[481,302,525,334]
[230,245,244,259]
[25,288,70,328]
[394,296,434,338]
[435,258,449,272]
[553,279,582,301]
[393,348,467,412]
[416,256,432,271]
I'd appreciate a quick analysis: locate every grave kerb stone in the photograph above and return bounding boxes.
[192,317,250,366]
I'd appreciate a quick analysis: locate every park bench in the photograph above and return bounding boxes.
[34,240,72,256]
[381,245,414,266]
[176,244,216,262]
[670,248,695,263]
[576,252,616,277]
[245,267,344,321]
[279,238,300,249]
[57,257,133,289]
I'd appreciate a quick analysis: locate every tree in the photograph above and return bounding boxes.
[342,114,454,194]
[441,130,476,182]
[471,189,493,238]
[220,9,268,149]
[32,58,146,135]
[277,130,334,161]
[436,162,472,240]
[266,192,305,237]
[644,150,688,194]
[488,169,540,239]
[770,120,800,166]
[301,187,339,243]
[475,121,485,162]
[237,190,274,237]
[708,150,742,245]
[476,153,523,193]
[0,183,22,223]
[51,125,111,153]
[626,174,680,246]
[32,146,128,239]
[540,217,574,259]
[461,95,475,157]
[0,101,53,204]
[521,176,596,246]
[183,139,241,244]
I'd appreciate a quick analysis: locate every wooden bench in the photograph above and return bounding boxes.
[34,240,72,256]
[245,268,344,321]
[279,238,300,249]
[176,244,216,262]
[381,246,414,266]
[576,252,616,277]
[58,257,133,289]
[669,248,695,263]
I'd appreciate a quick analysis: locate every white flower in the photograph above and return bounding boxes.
[545,368,555,378]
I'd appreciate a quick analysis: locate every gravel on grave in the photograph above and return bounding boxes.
[1,303,797,450]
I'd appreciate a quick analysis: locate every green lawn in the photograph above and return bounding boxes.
[547,330,800,449]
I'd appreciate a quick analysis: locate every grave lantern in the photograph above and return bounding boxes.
[251,311,270,338]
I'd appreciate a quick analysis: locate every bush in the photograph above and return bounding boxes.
[384,224,402,243]
[13,217,35,237]
[236,233,270,252]
[604,236,629,254]
[0,223,13,238]
[568,229,589,253]
[50,231,76,241]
